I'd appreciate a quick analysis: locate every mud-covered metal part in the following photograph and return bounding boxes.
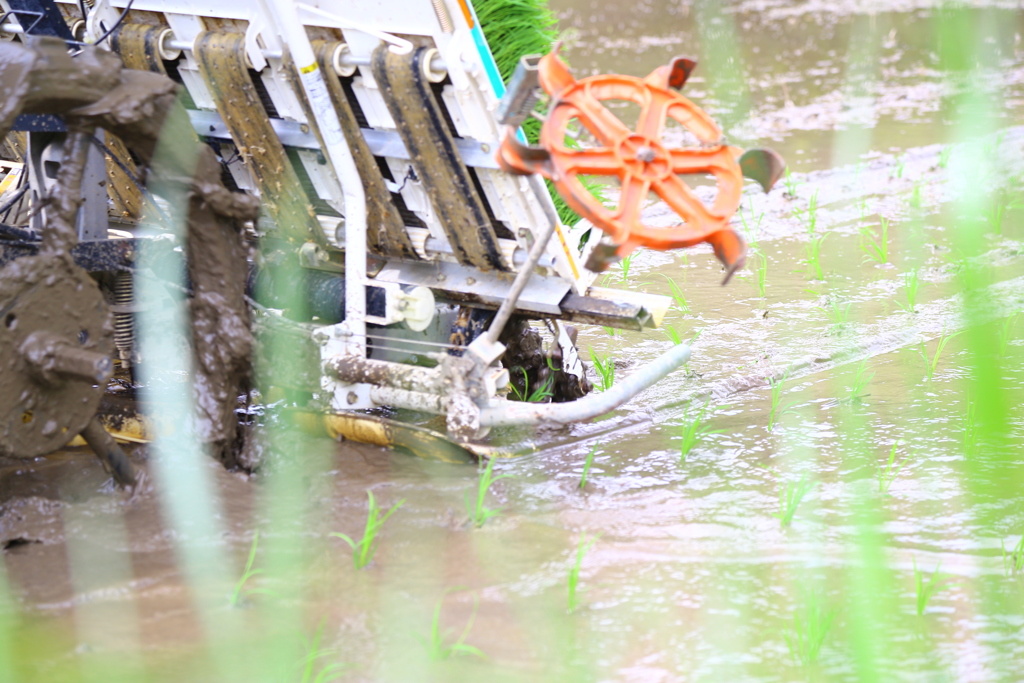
[500,317,591,404]
[0,236,161,270]
[80,416,136,487]
[0,253,114,458]
[1,36,259,469]
[194,31,326,245]
[312,40,419,260]
[371,45,508,272]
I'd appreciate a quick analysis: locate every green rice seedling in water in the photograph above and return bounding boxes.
[982,193,1020,235]
[896,269,920,313]
[793,190,819,234]
[300,620,348,683]
[749,250,768,299]
[678,400,723,463]
[914,558,950,615]
[895,155,906,178]
[331,491,405,569]
[1001,536,1024,577]
[783,167,800,198]
[740,197,765,239]
[465,457,512,528]
[805,233,826,280]
[657,273,690,314]
[415,591,485,660]
[767,372,797,432]
[909,180,924,209]
[508,368,554,403]
[663,325,683,346]
[938,145,954,169]
[590,349,615,392]
[997,313,1019,357]
[229,531,272,607]
[783,589,836,665]
[567,532,599,612]
[774,474,814,527]
[848,361,874,402]
[918,331,962,380]
[815,297,851,333]
[602,325,617,337]
[860,217,890,264]
[579,445,597,490]
[877,442,907,494]
[618,251,635,283]
[962,394,981,459]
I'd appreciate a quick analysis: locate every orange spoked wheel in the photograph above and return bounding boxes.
[498,50,775,282]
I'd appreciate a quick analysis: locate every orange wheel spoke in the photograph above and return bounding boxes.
[616,175,650,226]
[653,174,718,228]
[562,147,620,175]
[638,94,671,140]
[574,89,634,147]
[669,147,723,175]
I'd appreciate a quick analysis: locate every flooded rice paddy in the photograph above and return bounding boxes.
[3,1,1024,681]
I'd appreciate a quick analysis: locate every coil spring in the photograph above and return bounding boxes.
[113,271,134,367]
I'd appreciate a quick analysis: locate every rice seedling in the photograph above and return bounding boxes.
[415,591,485,660]
[793,190,819,234]
[860,217,890,264]
[657,273,691,314]
[783,589,836,665]
[465,457,512,528]
[896,269,920,313]
[938,145,954,169]
[567,532,599,612]
[961,394,982,459]
[877,442,908,494]
[909,180,924,209]
[618,251,635,283]
[815,297,851,333]
[602,326,617,337]
[229,531,272,607]
[848,361,874,402]
[579,445,597,490]
[895,155,906,178]
[997,313,1019,357]
[663,325,683,345]
[774,474,814,527]
[330,491,405,570]
[783,167,800,198]
[982,195,1018,235]
[300,620,348,683]
[590,349,615,392]
[918,331,962,380]
[805,233,826,280]
[767,371,797,432]
[913,558,950,615]
[678,399,723,463]
[740,197,765,239]
[1001,536,1024,577]
[508,368,554,403]
[753,250,768,299]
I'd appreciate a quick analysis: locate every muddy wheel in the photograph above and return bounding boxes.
[0,252,114,458]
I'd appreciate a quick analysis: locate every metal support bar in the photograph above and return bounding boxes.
[324,356,441,392]
[481,174,560,345]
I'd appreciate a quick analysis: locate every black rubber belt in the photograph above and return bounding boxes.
[313,41,419,261]
[371,45,508,272]
[194,31,326,245]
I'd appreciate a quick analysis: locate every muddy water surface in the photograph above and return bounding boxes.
[4,1,1024,682]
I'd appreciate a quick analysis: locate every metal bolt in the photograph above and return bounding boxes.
[300,123,310,134]
[480,143,490,153]
[636,146,656,163]
[346,391,358,405]
[437,273,446,282]
[466,277,476,285]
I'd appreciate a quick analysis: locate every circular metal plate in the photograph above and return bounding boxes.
[0,253,113,458]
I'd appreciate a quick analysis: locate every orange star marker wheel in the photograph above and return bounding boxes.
[498,50,779,282]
